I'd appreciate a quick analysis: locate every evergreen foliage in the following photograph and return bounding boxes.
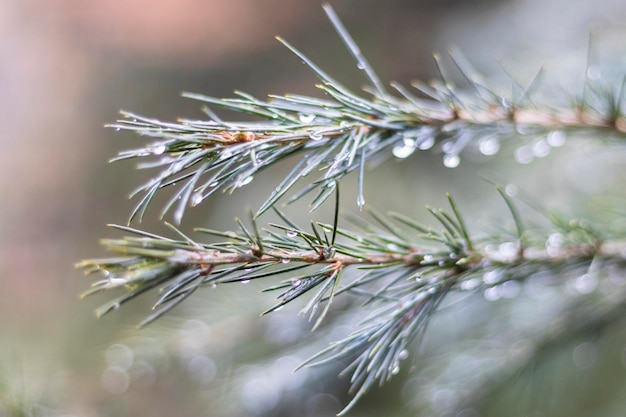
[78,4,626,414]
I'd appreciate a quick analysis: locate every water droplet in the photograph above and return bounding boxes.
[152,144,166,155]
[546,233,564,248]
[101,366,130,394]
[352,194,363,212]
[209,181,219,188]
[514,146,533,164]
[238,176,254,187]
[505,183,518,196]
[587,65,601,80]
[498,242,518,258]
[442,153,460,168]
[357,62,365,70]
[478,137,500,156]
[280,258,291,264]
[499,280,521,298]
[322,247,336,259]
[105,344,134,370]
[210,283,217,288]
[422,255,434,264]
[392,365,400,375]
[114,127,121,131]
[299,113,316,123]
[286,230,298,238]
[574,273,597,294]
[191,193,203,206]
[241,279,251,284]
[547,130,566,147]
[460,278,480,291]
[402,136,416,147]
[291,279,301,286]
[309,131,323,141]
[392,144,415,159]
[386,243,400,251]
[531,139,550,158]
[418,136,435,150]
[483,287,500,301]
[398,350,409,360]
[483,270,500,285]
[220,149,233,160]
[572,342,598,369]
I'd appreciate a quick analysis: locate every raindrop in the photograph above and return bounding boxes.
[114,127,121,131]
[392,365,400,375]
[291,279,301,286]
[483,270,500,285]
[220,149,233,159]
[402,136,416,147]
[478,137,500,156]
[357,62,365,70]
[586,65,601,80]
[299,114,316,123]
[323,247,336,259]
[241,279,251,284]
[386,243,400,251]
[504,183,518,196]
[498,242,518,258]
[191,193,203,207]
[105,344,134,370]
[572,342,598,369]
[514,146,533,164]
[499,280,521,298]
[101,366,130,394]
[531,139,550,158]
[460,278,480,291]
[309,131,323,141]
[238,176,254,187]
[286,230,298,238]
[442,153,460,168]
[280,258,291,264]
[574,273,597,294]
[152,144,166,155]
[546,233,564,248]
[398,350,409,360]
[483,287,500,301]
[357,193,365,210]
[418,136,435,150]
[392,144,415,159]
[547,130,566,147]
[209,181,219,188]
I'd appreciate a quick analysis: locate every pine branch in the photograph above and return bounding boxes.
[108,7,626,223]
[80,4,626,414]
[78,192,626,413]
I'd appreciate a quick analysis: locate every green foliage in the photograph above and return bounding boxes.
[79,4,626,415]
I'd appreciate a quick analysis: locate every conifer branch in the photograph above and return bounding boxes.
[81,4,626,413]
[78,193,626,413]
[108,7,626,223]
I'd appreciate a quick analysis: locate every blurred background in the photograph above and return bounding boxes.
[2,0,626,416]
